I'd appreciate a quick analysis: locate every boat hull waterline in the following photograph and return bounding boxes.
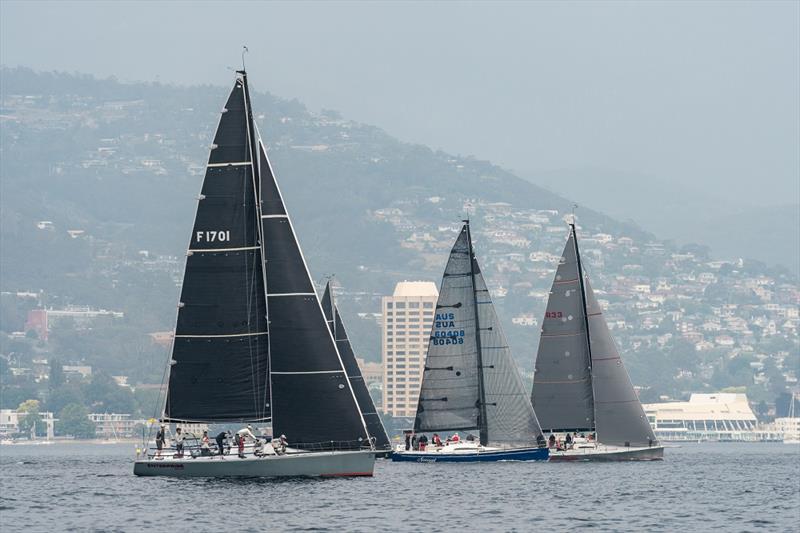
[391,447,549,463]
[133,449,376,478]
[547,445,664,462]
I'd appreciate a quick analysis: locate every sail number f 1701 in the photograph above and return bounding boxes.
[196,230,231,243]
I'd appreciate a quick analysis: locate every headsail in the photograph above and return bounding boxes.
[164,78,269,422]
[321,282,392,450]
[531,229,595,432]
[414,223,543,447]
[256,138,369,447]
[473,262,545,446]
[585,279,656,446]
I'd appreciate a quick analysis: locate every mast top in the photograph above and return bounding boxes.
[240,45,249,74]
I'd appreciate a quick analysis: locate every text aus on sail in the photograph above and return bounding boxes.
[432,312,465,346]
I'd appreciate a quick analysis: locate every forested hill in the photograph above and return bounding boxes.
[0,67,643,288]
[2,68,796,407]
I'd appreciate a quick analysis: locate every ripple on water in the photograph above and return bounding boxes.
[0,442,798,531]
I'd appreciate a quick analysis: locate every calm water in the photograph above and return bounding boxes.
[1,442,798,532]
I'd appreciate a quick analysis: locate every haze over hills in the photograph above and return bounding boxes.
[531,169,800,274]
[1,68,797,410]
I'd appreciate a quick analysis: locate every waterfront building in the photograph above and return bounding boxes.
[643,393,765,441]
[87,413,142,439]
[381,281,438,418]
[0,409,55,439]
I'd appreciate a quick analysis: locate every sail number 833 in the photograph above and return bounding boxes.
[196,230,231,243]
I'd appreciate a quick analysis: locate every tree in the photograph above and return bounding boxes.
[49,358,65,389]
[47,383,85,414]
[84,372,135,413]
[17,399,43,437]
[58,403,96,439]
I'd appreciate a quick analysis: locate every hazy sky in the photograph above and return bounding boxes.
[2,1,798,212]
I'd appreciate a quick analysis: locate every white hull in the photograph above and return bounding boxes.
[133,449,375,478]
[548,443,664,461]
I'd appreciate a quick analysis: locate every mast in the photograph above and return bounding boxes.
[240,69,272,423]
[571,222,596,431]
[466,221,489,445]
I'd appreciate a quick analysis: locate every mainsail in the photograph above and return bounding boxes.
[530,229,594,432]
[321,282,392,450]
[414,223,544,447]
[165,77,269,422]
[164,72,370,448]
[532,224,656,447]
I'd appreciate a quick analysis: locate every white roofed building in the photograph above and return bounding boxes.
[643,393,765,441]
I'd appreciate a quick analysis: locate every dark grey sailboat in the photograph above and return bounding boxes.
[320,281,392,453]
[531,223,663,461]
[134,70,375,477]
[393,222,549,462]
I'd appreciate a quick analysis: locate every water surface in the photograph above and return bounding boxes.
[1,442,798,531]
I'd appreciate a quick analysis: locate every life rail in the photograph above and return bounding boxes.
[137,437,372,459]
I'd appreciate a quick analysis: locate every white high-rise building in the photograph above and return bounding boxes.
[382,281,439,418]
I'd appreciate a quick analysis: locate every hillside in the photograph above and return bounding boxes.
[1,67,797,410]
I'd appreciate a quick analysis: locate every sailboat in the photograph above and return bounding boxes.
[320,280,392,454]
[133,70,376,477]
[531,223,664,461]
[393,222,549,462]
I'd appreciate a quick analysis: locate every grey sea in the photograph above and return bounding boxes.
[1,442,798,532]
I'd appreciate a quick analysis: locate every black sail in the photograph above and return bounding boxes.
[164,78,270,422]
[321,282,391,450]
[257,140,370,447]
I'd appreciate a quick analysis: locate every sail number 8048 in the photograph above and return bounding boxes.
[196,230,231,243]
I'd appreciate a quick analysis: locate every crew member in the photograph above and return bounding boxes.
[174,427,185,458]
[215,430,230,458]
[155,424,166,457]
[200,431,211,456]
